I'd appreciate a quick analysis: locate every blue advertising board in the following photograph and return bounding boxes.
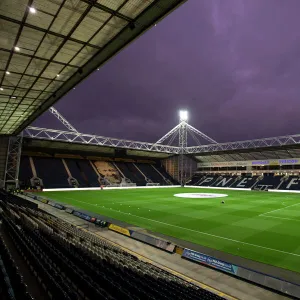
[182,248,238,275]
[54,203,64,210]
[72,210,92,222]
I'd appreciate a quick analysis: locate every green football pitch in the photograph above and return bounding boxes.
[39,187,300,273]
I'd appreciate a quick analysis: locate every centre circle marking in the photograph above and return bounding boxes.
[174,193,228,199]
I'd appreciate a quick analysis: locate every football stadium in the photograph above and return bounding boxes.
[1,1,300,300]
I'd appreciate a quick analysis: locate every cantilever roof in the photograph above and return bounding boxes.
[194,145,300,163]
[0,0,186,135]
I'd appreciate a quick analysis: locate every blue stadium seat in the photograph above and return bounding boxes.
[33,157,69,188]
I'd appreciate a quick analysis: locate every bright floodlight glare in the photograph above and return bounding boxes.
[179,110,188,121]
[29,7,36,13]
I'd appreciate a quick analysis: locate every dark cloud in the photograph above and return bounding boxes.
[34,0,300,143]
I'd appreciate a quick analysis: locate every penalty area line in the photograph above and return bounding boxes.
[66,198,300,258]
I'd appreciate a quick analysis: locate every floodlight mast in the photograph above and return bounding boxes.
[179,110,188,186]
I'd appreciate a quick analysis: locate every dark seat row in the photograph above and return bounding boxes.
[0,194,224,300]
[0,236,33,300]
[19,155,178,188]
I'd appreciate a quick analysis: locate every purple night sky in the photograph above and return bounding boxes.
[33,0,300,143]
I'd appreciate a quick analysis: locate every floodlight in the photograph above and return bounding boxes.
[179,110,188,121]
[29,7,36,13]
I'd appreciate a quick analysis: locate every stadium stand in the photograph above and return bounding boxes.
[94,161,121,184]
[75,160,100,187]
[64,159,88,187]
[18,155,178,188]
[254,174,283,190]
[279,175,300,190]
[229,175,259,189]
[33,157,69,189]
[115,162,147,186]
[212,175,238,188]
[196,175,219,186]
[152,164,178,185]
[0,191,225,300]
[0,235,34,300]
[186,174,204,185]
[19,156,33,189]
[190,173,297,190]
[135,163,166,185]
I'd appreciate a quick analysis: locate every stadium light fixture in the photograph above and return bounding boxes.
[179,110,188,122]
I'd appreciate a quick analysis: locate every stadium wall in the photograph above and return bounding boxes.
[42,185,181,191]
[42,185,300,193]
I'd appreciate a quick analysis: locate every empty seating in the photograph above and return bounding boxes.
[0,236,33,300]
[19,156,33,189]
[0,193,225,300]
[75,160,99,187]
[197,175,219,186]
[64,159,88,187]
[186,174,204,185]
[230,176,258,188]
[157,165,179,185]
[254,174,282,189]
[34,157,69,188]
[115,162,146,186]
[19,157,179,188]
[213,175,237,187]
[279,175,300,190]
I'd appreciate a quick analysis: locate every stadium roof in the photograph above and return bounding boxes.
[22,137,172,158]
[194,144,300,163]
[0,0,186,135]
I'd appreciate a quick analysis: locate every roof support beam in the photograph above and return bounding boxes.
[24,126,179,153]
[1,85,52,93]
[0,69,65,82]
[0,14,102,50]
[81,0,133,23]
[0,48,79,69]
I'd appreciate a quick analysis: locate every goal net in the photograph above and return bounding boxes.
[146,183,160,186]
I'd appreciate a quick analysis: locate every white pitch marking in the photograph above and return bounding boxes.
[67,198,300,258]
[261,215,300,222]
[260,202,300,216]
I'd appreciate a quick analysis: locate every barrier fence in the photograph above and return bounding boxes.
[182,248,300,298]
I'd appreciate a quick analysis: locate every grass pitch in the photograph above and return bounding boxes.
[40,187,300,273]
